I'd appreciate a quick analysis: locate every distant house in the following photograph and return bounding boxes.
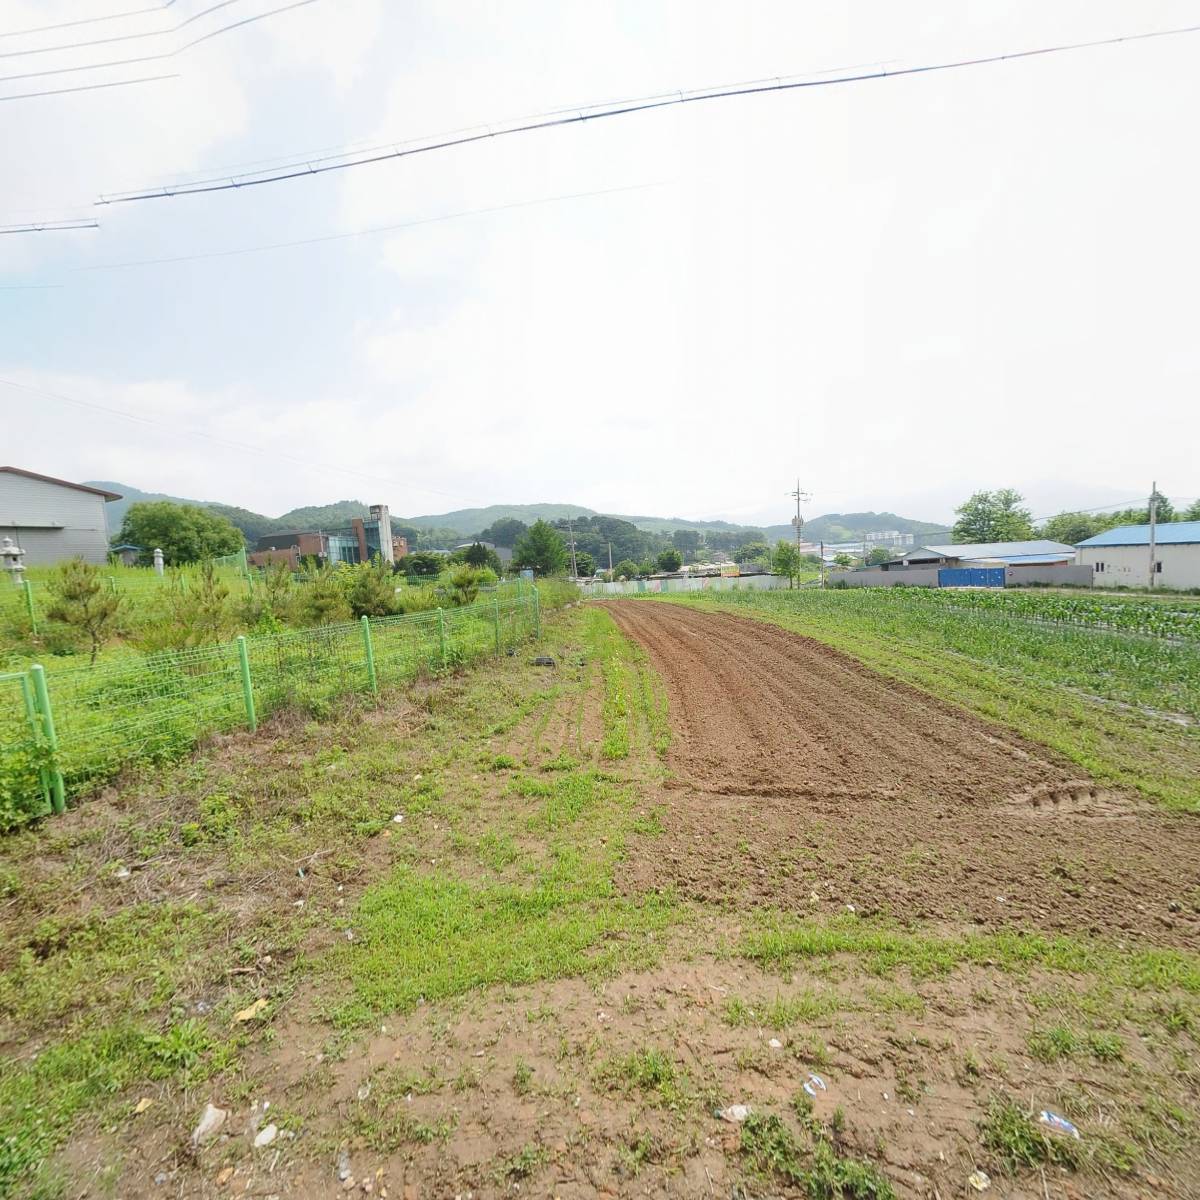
[880,540,1077,570]
[0,466,121,566]
[453,539,513,566]
[248,504,396,570]
[1076,522,1200,590]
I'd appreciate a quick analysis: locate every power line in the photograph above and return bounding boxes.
[0,218,99,234]
[0,0,317,88]
[0,72,180,102]
[0,2,178,41]
[75,180,662,271]
[0,0,242,59]
[0,377,486,507]
[95,19,1200,205]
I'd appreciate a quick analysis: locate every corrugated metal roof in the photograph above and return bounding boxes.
[1002,553,1080,565]
[1077,521,1200,547]
[920,540,1075,560]
[0,466,122,500]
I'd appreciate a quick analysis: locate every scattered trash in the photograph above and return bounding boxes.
[133,1097,153,1115]
[234,998,269,1023]
[392,814,404,823]
[337,1148,352,1181]
[716,1104,752,1124]
[154,1171,169,1186]
[293,899,305,908]
[802,1074,827,1097]
[808,891,819,903]
[532,655,556,667]
[995,896,1006,903]
[191,1102,227,1146]
[1040,1110,1081,1139]
[768,1038,783,1049]
[357,1083,371,1101]
[254,1123,278,1148]
[967,1168,991,1191]
[345,930,355,941]
[113,866,131,881]
[845,904,856,913]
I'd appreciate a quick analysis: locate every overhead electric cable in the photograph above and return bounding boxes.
[1,218,99,234]
[0,0,242,59]
[0,0,317,86]
[0,377,488,506]
[0,2,177,41]
[76,180,661,270]
[0,72,179,102]
[94,19,1200,205]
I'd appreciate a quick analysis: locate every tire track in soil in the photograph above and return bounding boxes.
[602,601,1200,947]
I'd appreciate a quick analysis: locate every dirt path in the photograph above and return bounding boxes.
[603,601,1200,946]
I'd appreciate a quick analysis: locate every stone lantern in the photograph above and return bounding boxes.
[1,535,26,587]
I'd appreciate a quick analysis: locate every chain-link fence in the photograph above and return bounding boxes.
[1,588,541,831]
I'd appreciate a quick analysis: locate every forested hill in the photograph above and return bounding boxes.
[88,482,941,548]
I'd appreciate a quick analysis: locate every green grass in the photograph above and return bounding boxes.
[648,591,1200,810]
[979,1096,1080,1172]
[742,914,1200,993]
[597,1047,689,1111]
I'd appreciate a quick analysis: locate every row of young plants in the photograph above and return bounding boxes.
[912,586,1200,640]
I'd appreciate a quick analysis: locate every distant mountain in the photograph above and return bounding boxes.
[405,503,594,534]
[88,483,943,550]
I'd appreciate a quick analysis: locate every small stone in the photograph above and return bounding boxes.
[216,1167,235,1185]
[343,1178,357,1192]
[254,1123,278,1147]
[154,1171,169,1185]
[768,1038,782,1050]
[392,814,404,823]
[114,866,132,880]
[133,1097,153,1114]
[337,1148,352,1181]
[357,1083,371,1101]
[191,1102,227,1146]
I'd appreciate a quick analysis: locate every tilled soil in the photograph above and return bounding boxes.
[604,601,1200,947]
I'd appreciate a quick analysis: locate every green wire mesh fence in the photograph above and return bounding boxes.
[1,589,540,831]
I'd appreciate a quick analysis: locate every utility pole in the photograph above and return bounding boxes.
[819,540,825,588]
[567,517,578,578]
[788,479,811,587]
[607,541,613,573]
[1148,481,1158,590]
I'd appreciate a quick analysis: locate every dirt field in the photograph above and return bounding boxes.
[3,603,1198,1200]
[604,601,1200,946]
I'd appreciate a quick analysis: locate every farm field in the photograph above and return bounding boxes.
[1,601,1198,1199]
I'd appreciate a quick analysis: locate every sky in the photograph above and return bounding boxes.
[3,0,1199,528]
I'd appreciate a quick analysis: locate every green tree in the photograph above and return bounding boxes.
[613,558,639,580]
[478,517,527,547]
[574,550,597,577]
[45,558,122,664]
[345,557,396,618]
[447,565,491,606]
[512,520,568,576]
[1184,499,1200,522]
[637,559,657,578]
[672,529,702,560]
[117,501,243,566]
[656,548,683,573]
[951,489,1034,544]
[771,540,802,587]
[833,552,854,567]
[297,566,352,625]
[1040,511,1108,545]
[735,539,771,565]
[866,546,892,565]
[404,551,445,578]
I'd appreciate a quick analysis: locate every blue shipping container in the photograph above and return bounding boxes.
[938,567,1004,588]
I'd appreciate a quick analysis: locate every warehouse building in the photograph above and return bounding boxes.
[0,466,121,565]
[1076,522,1200,590]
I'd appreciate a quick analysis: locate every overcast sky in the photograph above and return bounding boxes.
[3,0,1198,526]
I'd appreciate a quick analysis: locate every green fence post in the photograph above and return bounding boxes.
[493,592,501,655]
[30,664,66,815]
[437,607,448,668]
[361,615,378,696]
[24,579,37,635]
[17,673,52,816]
[236,635,257,732]
[532,586,541,639]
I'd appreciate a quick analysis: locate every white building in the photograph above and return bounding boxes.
[1076,521,1200,590]
[0,467,121,566]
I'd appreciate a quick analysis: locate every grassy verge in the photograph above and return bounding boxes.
[645,590,1200,810]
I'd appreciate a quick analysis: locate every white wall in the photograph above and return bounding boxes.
[580,574,789,597]
[1077,544,1200,590]
[0,473,113,565]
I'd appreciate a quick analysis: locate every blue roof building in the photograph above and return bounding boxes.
[1075,522,1200,590]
